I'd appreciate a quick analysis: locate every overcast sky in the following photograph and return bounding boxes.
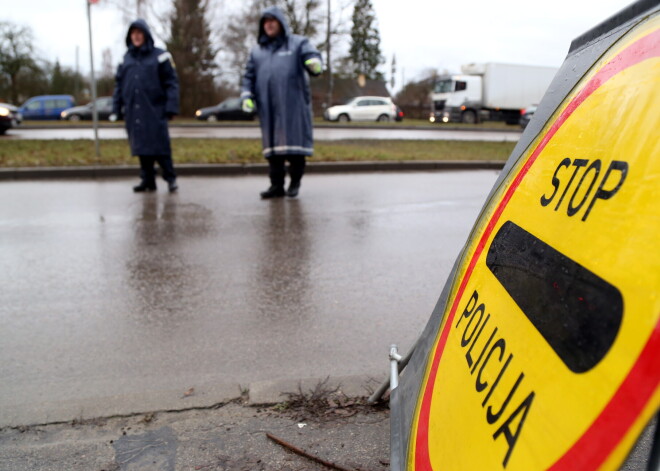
[4,0,634,92]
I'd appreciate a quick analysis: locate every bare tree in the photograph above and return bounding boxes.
[318,0,353,104]
[219,0,270,88]
[282,0,322,37]
[0,22,39,104]
[394,68,439,119]
[101,48,114,78]
[103,0,171,42]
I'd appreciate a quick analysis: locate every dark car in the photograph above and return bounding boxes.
[519,104,537,129]
[60,97,113,121]
[195,97,256,121]
[0,103,22,135]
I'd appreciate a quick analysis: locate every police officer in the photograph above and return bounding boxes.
[241,6,323,199]
[112,19,180,193]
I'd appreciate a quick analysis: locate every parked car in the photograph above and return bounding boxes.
[60,97,113,121]
[19,95,75,120]
[324,96,398,122]
[519,104,537,129]
[0,103,22,135]
[195,97,256,121]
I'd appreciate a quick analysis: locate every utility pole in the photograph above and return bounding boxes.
[391,54,396,91]
[75,46,80,99]
[87,0,100,159]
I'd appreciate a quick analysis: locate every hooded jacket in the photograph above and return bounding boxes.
[241,7,322,158]
[112,19,179,156]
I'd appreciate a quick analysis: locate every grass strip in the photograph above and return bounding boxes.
[0,139,516,168]
[20,118,515,129]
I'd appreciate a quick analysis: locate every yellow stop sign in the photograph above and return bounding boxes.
[410,14,660,471]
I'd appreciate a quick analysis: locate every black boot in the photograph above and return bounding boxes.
[260,185,285,199]
[286,182,300,198]
[168,180,178,193]
[133,182,157,192]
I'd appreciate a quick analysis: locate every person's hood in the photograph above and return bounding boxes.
[126,18,154,52]
[258,6,290,45]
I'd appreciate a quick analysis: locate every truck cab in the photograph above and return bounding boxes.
[429,75,482,124]
[430,63,558,125]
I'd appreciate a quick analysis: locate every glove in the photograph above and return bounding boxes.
[166,112,176,121]
[304,58,322,75]
[242,98,255,113]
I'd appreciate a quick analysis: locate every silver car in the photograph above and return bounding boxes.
[324,96,397,122]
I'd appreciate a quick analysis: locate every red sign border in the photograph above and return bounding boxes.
[414,27,660,471]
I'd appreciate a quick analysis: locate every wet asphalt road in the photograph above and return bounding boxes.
[4,126,522,142]
[0,171,499,424]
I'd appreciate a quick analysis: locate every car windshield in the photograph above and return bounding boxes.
[344,98,358,105]
[434,80,453,93]
[219,98,241,108]
[83,99,104,108]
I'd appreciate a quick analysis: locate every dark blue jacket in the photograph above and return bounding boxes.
[112,19,179,157]
[241,7,322,158]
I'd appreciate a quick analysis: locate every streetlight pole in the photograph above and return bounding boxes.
[87,0,100,159]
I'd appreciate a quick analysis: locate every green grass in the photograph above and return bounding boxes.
[0,139,516,168]
[21,118,516,129]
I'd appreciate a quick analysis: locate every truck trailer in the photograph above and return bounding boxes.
[429,62,559,124]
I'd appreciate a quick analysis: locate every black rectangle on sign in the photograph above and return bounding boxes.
[486,221,623,373]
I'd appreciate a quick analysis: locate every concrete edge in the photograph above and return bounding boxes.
[0,373,387,429]
[0,161,505,181]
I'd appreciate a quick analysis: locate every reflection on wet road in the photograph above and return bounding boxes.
[0,171,499,421]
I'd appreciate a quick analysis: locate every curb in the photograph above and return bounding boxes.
[0,160,505,181]
[0,374,386,428]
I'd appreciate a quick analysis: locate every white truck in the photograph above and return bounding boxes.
[429,62,559,125]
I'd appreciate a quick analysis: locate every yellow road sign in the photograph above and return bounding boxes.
[409,13,660,471]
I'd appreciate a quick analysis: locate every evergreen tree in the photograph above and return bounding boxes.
[348,0,382,80]
[166,0,219,116]
[48,61,87,99]
[50,61,67,94]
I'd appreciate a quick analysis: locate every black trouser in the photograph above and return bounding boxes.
[139,155,176,186]
[268,155,306,189]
